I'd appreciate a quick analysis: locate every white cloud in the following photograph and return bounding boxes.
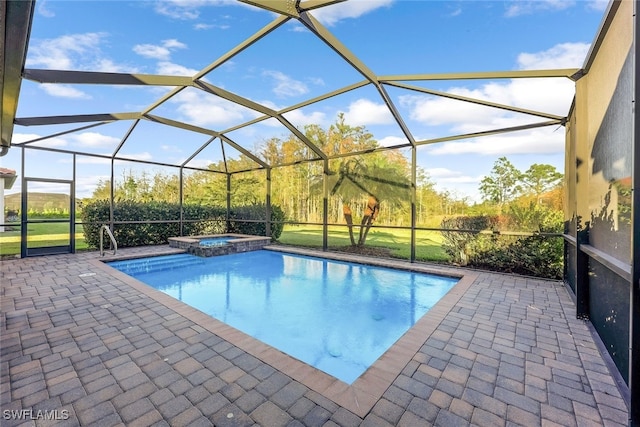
[133,44,172,61]
[37,0,55,17]
[400,42,587,135]
[427,128,564,156]
[70,132,120,148]
[75,174,110,198]
[308,77,325,87]
[12,133,68,148]
[75,156,112,165]
[161,144,183,153]
[282,109,328,128]
[342,98,395,126]
[157,62,199,76]
[195,22,230,30]
[163,39,187,50]
[170,89,257,127]
[377,135,408,147]
[26,33,139,73]
[92,58,139,74]
[517,42,590,70]
[311,0,394,26]
[118,152,153,161]
[263,71,309,98]
[184,158,215,169]
[153,0,253,20]
[505,0,575,17]
[587,0,609,11]
[40,84,91,99]
[424,167,483,184]
[27,33,105,70]
[133,39,187,61]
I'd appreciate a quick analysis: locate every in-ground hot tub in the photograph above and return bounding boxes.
[168,233,272,257]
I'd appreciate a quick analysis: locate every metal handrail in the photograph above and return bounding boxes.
[100,225,117,256]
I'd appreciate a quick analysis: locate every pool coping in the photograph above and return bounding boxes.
[92,246,477,418]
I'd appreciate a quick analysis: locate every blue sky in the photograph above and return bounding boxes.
[2,0,609,201]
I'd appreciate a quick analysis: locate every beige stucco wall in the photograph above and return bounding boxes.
[570,0,633,260]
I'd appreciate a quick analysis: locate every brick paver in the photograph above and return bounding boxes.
[0,245,629,426]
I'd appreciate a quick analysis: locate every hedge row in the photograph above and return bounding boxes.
[440,211,563,279]
[81,200,284,249]
[228,204,285,240]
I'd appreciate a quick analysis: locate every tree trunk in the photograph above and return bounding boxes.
[358,197,379,246]
[343,204,356,246]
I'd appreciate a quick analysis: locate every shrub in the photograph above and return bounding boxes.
[440,215,501,265]
[228,204,285,240]
[81,200,285,248]
[440,205,563,279]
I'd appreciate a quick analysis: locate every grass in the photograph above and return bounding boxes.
[276,225,449,262]
[0,222,88,255]
[0,221,450,262]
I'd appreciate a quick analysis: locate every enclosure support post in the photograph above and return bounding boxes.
[629,1,640,424]
[71,154,76,253]
[109,158,115,232]
[226,174,231,233]
[575,226,590,319]
[266,169,272,239]
[410,146,417,263]
[20,147,26,258]
[179,167,184,236]
[323,159,328,251]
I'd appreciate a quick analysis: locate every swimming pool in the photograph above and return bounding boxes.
[108,250,458,384]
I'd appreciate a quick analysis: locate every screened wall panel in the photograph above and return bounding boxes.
[588,258,630,384]
[230,169,266,207]
[567,0,634,389]
[579,0,633,263]
[271,164,323,224]
[182,168,227,209]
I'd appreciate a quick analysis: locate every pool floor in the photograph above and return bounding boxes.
[108,250,458,384]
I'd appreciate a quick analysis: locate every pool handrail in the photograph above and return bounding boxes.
[100,224,117,256]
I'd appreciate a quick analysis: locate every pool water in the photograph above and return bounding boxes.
[199,237,235,247]
[108,250,458,384]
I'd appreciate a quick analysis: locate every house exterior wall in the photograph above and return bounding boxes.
[565,0,635,410]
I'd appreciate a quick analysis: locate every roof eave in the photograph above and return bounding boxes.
[1,0,35,156]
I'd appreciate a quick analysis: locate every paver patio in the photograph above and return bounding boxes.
[0,245,629,426]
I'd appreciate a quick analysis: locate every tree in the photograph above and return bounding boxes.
[520,163,563,202]
[479,157,522,209]
[328,154,411,246]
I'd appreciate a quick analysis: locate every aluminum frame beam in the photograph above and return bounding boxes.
[1,0,35,155]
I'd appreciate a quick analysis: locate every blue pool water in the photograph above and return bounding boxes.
[199,237,235,247]
[108,251,458,384]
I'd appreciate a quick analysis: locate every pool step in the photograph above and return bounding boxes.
[109,254,204,275]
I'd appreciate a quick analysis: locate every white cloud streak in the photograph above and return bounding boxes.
[400,41,589,153]
[505,0,575,17]
[133,39,187,61]
[26,33,139,73]
[40,84,91,99]
[342,98,395,126]
[311,0,394,26]
[170,89,259,127]
[70,132,121,148]
[263,70,309,98]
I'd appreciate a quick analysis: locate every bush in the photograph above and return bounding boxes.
[441,215,501,265]
[440,205,563,279]
[81,200,284,248]
[228,204,285,240]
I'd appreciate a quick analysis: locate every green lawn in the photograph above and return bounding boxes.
[0,222,88,256]
[276,225,449,262]
[1,221,450,262]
